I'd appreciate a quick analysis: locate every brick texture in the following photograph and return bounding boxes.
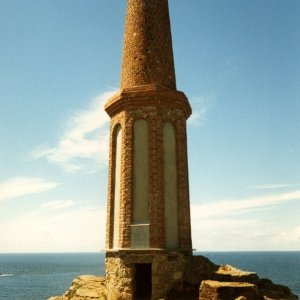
[121,0,176,89]
[105,88,192,250]
[105,0,193,298]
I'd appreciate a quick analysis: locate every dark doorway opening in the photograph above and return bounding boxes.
[134,263,152,299]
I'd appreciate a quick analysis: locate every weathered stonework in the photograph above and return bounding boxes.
[104,2,193,298]
[106,250,191,300]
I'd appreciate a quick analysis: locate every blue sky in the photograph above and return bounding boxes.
[0,0,299,252]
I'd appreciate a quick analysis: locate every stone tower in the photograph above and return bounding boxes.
[105,0,192,299]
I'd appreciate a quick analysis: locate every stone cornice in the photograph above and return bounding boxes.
[104,86,192,119]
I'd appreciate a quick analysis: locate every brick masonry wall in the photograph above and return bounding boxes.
[121,0,176,90]
[105,1,193,298]
[105,87,192,250]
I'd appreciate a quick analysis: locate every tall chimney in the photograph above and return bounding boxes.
[121,0,176,90]
[105,1,192,299]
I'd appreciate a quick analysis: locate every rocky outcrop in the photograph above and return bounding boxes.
[175,256,297,300]
[48,256,298,300]
[214,264,259,283]
[198,278,298,300]
[256,278,298,300]
[184,256,259,285]
[167,256,297,300]
[48,275,106,300]
[199,280,260,300]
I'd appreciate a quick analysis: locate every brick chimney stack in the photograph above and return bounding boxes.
[105,1,193,299]
[121,0,176,90]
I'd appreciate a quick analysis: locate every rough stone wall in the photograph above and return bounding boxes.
[105,251,191,300]
[151,252,189,299]
[105,256,133,300]
[121,0,176,90]
[105,88,192,250]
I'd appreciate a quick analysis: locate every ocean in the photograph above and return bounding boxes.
[0,252,299,299]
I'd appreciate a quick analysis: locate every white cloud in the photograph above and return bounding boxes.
[258,225,300,250]
[0,205,106,253]
[188,95,214,126]
[191,217,258,230]
[278,226,300,243]
[33,90,115,173]
[1,187,299,252]
[41,200,75,210]
[252,183,300,190]
[192,190,300,218]
[191,190,300,251]
[0,177,57,203]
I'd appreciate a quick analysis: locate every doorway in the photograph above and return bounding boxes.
[134,263,152,299]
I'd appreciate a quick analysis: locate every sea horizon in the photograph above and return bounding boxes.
[1,250,299,254]
[0,251,299,299]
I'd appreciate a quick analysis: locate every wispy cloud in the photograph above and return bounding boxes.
[191,190,300,250]
[0,177,57,203]
[41,200,75,210]
[188,95,214,126]
[191,217,258,230]
[0,205,106,252]
[192,190,300,219]
[33,90,115,173]
[191,217,263,251]
[278,226,300,243]
[251,183,300,190]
